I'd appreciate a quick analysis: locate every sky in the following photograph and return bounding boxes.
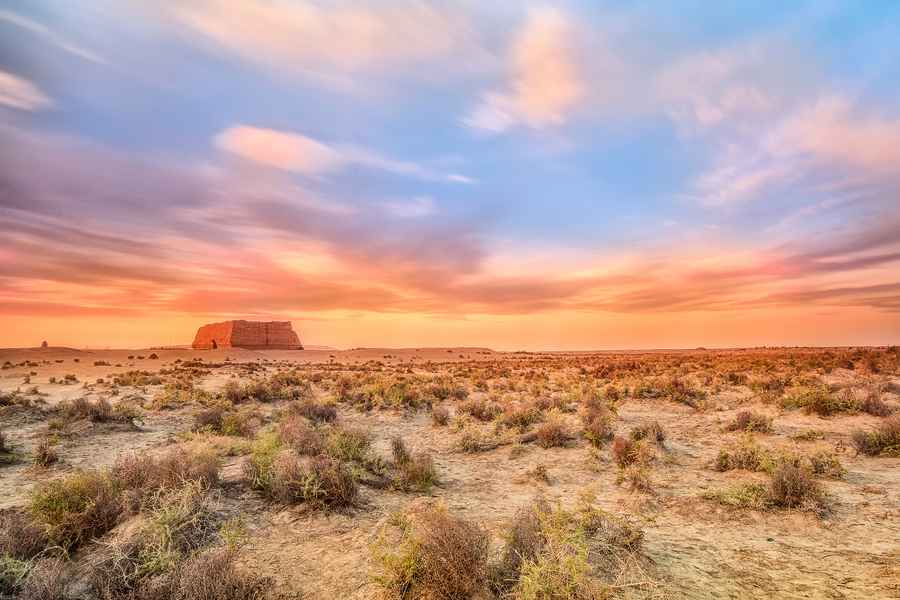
[1,1,900,350]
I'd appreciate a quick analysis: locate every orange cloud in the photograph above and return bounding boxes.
[3,125,900,349]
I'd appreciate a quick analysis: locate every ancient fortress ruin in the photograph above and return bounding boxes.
[192,320,303,350]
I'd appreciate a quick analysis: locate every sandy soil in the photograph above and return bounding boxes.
[1,346,898,599]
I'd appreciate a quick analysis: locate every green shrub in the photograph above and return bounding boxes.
[782,386,857,416]
[325,426,371,463]
[29,470,121,550]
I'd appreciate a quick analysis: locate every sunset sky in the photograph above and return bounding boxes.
[1,1,900,350]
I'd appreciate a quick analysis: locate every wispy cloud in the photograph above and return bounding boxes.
[0,10,107,65]
[162,0,478,84]
[689,95,900,207]
[382,196,437,218]
[215,125,472,183]
[3,126,899,325]
[465,7,584,133]
[0,70,52,111]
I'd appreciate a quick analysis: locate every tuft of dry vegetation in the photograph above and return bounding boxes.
[852,415,900,456]
[430,404,450,426]
[725,411,773,433]
[371,505,490,600]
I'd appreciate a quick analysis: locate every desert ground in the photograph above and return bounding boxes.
[1,345,898,599]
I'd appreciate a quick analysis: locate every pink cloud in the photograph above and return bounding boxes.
[465,7,584,132]
[769,96,900,174]
[0,70,52,111]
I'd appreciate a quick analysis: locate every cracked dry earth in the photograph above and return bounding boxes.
[1,346,898,599]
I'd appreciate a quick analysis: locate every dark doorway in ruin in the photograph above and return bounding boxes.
[211,340,217,349]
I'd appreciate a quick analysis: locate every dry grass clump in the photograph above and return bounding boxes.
[783,386,858,416]
[33,438,58,468]
[28,469,121,550]
[288,398,338,424]
[336,376,425,411]
[149,381,213,410]
[769,463,826,510]
[582,417,614,449]
[371,505,490,600]
[635,376,706,408]
[59,396,139,424]
[630,421,666,444]
[499,494,646,600]
[713,435,771,472]
[534,414,570,448]
[163,548,273,600]
[193,407,258,437]
[459,398,502,422]
[430,404,450,426]
[243,434,358,508]
[0,431,14,466]
[501,403,543,432]
[860,389,894,417]
[725,411,773,433]
[490,499,548,594]
[0,509,51,595]
[803,450,846,479]
[223,372,313,405]
[611,436,654,468]
[390,436,438,493]
[580,393,616,448]
[89,481,219,598]
[714,436,844,479]
[0,510,48,561]
[426,380,468,402]
[14,557,70,600]
[611,437,656,492]
[325,426,372,463]
[617,465,654,493]
[277,415,325,456]
[705,463,828,514]
[285,455,359,508]
[703,483,772,510]
[456,427,501,453]
[790,429,824,442]
[852,415,900,456]
[28,447,221,551]
[113,448,220,512]
[113,370,162,387]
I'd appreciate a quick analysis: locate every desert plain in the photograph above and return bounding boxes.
[0,345,898,599]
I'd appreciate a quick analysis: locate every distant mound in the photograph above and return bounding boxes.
[192,320,303,350]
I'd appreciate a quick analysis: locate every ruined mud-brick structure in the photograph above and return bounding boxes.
[192,320,303,350]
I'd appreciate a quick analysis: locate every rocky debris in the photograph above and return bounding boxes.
[192,320,303,350]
